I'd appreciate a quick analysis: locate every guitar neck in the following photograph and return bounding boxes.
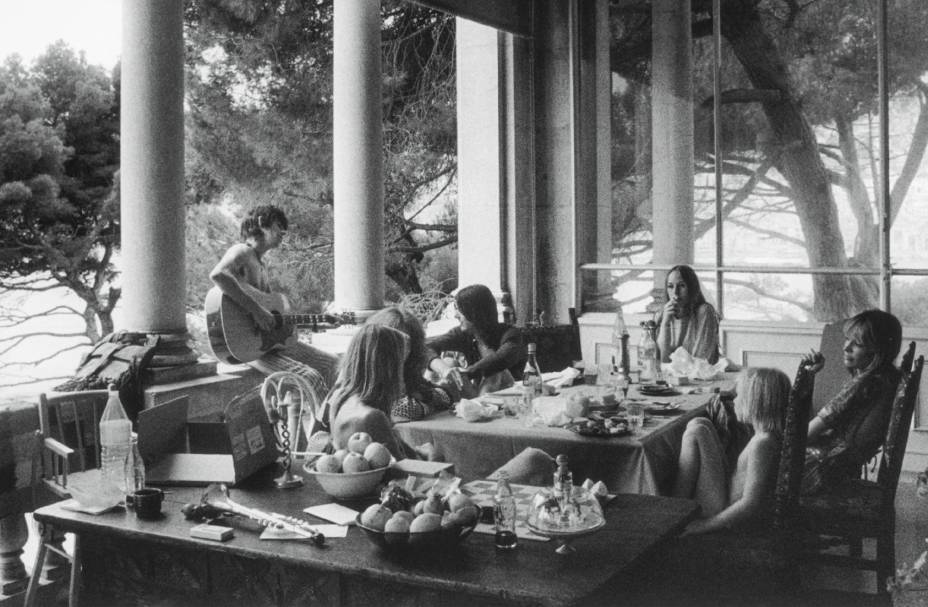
[282,314,333,327]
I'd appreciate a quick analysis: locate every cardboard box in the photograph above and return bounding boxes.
[138,393,278,486]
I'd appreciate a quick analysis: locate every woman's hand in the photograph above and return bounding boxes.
[801,349,825,373]
[252,306,277,332]
[661,299,678,322]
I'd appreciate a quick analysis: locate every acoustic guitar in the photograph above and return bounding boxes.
[205,285,355,364]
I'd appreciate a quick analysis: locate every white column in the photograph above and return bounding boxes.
[333,0,383,314]
[651,0,694,271]
[120,0,187,334]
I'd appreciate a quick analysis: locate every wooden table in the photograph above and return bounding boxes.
[32,474,699,607]
[394,375,737,495]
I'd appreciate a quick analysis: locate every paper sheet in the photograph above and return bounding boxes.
[260,524,348,540]
[303,503,359,526]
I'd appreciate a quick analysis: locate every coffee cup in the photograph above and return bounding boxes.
[128,487,164,520]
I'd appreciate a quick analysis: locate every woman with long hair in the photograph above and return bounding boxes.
[426,284,524,393]
[654,265,721,364]
[367,306,457,422]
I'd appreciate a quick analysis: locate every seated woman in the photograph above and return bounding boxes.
[655,265,721,364]
[672,367,791,534]
[801,309,902,495]
[426,284,524,394]
[325,323,552,484]
[366,306,458,422]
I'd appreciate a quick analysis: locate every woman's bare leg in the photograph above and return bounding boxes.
[671,417,727,517]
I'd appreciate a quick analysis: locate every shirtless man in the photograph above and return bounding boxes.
[210,205,338,400]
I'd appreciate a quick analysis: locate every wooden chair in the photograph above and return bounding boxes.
[519,308,582,373]
[801,351,924,594]
[25,390,110,607]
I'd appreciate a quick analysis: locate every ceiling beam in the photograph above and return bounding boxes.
[406,0,533,38]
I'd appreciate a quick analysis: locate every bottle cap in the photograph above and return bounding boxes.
[556,454,568,467]
[527,342,536,353]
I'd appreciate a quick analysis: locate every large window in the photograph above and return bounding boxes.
[583,0,928,327]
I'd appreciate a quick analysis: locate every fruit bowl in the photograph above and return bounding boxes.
[355,513,476,552]
[303,463,390,499]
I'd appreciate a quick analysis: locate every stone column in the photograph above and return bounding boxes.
[121,0,196,364]
[332,0,383,316]
[651,0,694,289]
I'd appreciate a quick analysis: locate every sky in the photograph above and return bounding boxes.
[0,0,121,67]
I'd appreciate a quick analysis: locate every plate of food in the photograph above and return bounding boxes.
[565,417,630,438]
[638,384,680,397]
[644,402,683,415]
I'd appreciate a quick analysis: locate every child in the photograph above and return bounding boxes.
[366,306,459,422]
[802,309,902,494]
[326,324,415,459]
[672,367,791,534]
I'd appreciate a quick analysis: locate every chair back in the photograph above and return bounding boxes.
[900,341,917,375]
[876,354,924,505]
[812,321,848,413]
[519,308,582,373]
[773,362,814,534]
[33,390,110,501]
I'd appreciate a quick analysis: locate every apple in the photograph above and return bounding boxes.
[422,493,444,515]
[446,492,475,513]
[412,499,426,515]
[409,512,442,534]
[360,504,392,531]
[347,432,373,454]
[342,452,371,473]
[391,510,415,524]
[384,514,412,535]
[447,505,479,527]
[363,442,392,469]
[332,449,349,467]
[314,453,341,473]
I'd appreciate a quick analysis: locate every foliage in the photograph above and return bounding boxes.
[0,43,120,372]
[183,0,458,310]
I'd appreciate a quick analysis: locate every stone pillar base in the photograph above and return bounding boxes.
[145,332,200,367]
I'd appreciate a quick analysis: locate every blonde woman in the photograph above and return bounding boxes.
[672,367,791,534]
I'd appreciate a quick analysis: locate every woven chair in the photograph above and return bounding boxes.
[801,349,924,594]
[26,390,111,607]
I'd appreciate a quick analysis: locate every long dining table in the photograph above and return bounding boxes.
[394,373,738,495]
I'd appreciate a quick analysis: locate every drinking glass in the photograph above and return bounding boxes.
[627,403,644,435]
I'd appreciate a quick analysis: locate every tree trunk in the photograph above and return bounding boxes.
[721,0,874,320]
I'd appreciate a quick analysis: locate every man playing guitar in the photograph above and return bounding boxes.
[210,205,338,400]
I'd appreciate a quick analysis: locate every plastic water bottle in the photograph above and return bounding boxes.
[100,384,133,500]
[494,471,518,550]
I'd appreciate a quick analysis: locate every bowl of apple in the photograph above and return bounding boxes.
[303,432,393,500]
[356,486,479,552]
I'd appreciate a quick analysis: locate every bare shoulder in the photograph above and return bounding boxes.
[744,432,780,461]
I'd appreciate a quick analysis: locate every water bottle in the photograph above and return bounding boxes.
[494,471,518,550]
[99,384,132,500]
[612,307,631,381]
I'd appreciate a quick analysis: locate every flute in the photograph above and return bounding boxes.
[182,483,325,546]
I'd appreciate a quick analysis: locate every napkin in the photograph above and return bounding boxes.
[530,396,572,427]
[665,347,729,381]
[456,398,500,422]
[541,367,581,389]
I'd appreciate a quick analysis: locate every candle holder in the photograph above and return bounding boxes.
[260,372,319,489]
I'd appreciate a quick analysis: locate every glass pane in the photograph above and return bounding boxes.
[891,276,928,328]
[721,272,815,323]
[888,3,928,272]
[717,0,881,320]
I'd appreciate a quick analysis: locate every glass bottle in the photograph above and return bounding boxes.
[522,342,543,398]
[638,321,659,383]
[125,432,146,493]
[494,471,518,550]
[554,454,573,511]
[99,384,132,500]
[612,307,631,380]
